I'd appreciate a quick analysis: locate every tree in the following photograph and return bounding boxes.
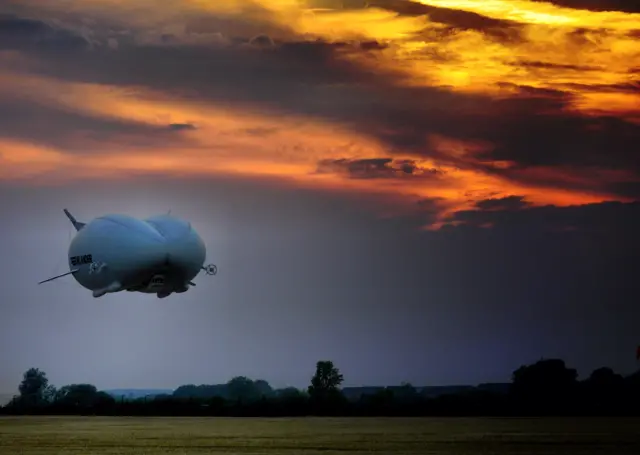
[276,387,306,399]
[226,376,265,402]
[253,379,274,398]
[394,382,419,402]
[511,359,577,392]
[584,367,626,409]
[55,384,114,409]
[18,368,50,407]
[308,360,344,401]
[510,359,578,412]
[43,385,58,404]
[587,367,624,387]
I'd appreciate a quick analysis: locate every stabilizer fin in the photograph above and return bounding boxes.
[63,208,85,231]
[38,269,79,285]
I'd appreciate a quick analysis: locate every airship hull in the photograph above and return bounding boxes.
[65,213,208,298]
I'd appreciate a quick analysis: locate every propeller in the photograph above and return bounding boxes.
[203,263,217,276]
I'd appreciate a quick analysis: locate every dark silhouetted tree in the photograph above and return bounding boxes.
[584,367,626,411]
[226,377,272,402]
[55,384,115,410]
[226,376,254,401]
[308,360,344,411]
[253,379,274,397]
[173,384,228,399]
[43,385,57,404]
[510,358,578,412]
[276,387,306,399]
[394,382,419,401]
[5,358,640,418]
[18,368,50,407]
[587,367,624,387]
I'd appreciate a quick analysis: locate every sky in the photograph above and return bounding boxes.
[0,0,639,393]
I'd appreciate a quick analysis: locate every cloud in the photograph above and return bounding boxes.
[372,0,525,42]
[474,195,532,211]
[0,91,192,153]
[538,0,640,14]
[446,199,640,236]
[0,13,90,52]
[475,102,640,164]
[316,157,446,179]
[514,60,602,72]
[412,0,640,30]
[0,0,638,229]
[167,123,197,131]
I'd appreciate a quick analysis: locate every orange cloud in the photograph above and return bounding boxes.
[0,139,67,181]
[0,68,626,227]
[0,0,638,229]
[415,0,640,31]
[337,4,639,121]
[6,0,637,118]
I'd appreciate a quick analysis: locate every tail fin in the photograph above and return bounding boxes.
[63,209,85,231]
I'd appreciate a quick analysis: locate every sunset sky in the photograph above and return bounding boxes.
[1,0,639,393]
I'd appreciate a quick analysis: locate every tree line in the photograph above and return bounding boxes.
[2,359,640,416]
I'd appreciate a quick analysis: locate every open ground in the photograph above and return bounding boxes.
[1,416,639,454]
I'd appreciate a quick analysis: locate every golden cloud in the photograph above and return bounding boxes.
[0,71,626,227]
[415,0,640,31]
[0,0,638,228]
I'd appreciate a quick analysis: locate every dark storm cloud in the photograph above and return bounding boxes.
[0,95,193,152]
[249,34,275,47]
[448,200,640,235]
[607,181,640,199]
[495,82,569,99]
[475,195,532,211]
[5,15,494,154]
[561,81,640,93]
[22,34,380,103]
[477,109,640,171]
[316,157,445,179]
[514,60,603,72]
[371,0,524,42]
[359,40,388,51]
[181,1,301,42]
[310,0,523,41]
[0,13,90,52]
[167,123,197,131]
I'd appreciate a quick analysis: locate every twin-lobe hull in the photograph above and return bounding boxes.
[67,213,207,298]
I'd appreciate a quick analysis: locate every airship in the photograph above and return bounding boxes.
[38,209,218,298]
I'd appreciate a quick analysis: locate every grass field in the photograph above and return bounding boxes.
[1,416,639,454]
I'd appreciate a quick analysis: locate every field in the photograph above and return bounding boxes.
[1,416,639,454]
